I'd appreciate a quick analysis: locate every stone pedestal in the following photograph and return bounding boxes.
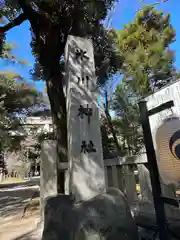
[138,164,153,203]
[162,182,180,219]
[138,164,155,215]
[65,35,105,202]
[40,140,58,222]
[42,188,139,240]
[138,164,180,219]
[123,165,138,204]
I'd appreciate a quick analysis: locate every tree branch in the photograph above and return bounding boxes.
[0,13,27,33]
[19,0,50,21]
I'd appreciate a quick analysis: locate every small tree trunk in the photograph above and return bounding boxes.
[46,70,67,193]
[104,108,123,156]
[104,91,122,156]
[103,91,123,156]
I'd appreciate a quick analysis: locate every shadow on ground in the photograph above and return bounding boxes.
[13,230,39,240]
[0,185,39,218]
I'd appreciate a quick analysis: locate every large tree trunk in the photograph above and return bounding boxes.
[38,23,68,193]
[46,69,67,193]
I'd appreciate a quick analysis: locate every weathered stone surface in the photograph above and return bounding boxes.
[65,35,106,202]
[123,165,138,205]
[138,164,153,203]
[42,188,139,240]
[40,140,58,222]
[138,164,180,219]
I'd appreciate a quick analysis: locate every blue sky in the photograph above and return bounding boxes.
[1,0,180,92]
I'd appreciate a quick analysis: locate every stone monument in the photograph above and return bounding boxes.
[65,35,106,202]
[42,35,139,240]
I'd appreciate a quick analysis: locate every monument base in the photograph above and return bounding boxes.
[42,188,139,240]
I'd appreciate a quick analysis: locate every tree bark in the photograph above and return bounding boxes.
[46,70,67,193]
[37,22,67,193]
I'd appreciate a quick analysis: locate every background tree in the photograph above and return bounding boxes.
[97,5,176,158]
[111,6,177,155]
[112,80,143,155]
[0,37,44,175]
[0,32,45,151]
[115,6,176,97]
[0,71,44,150]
